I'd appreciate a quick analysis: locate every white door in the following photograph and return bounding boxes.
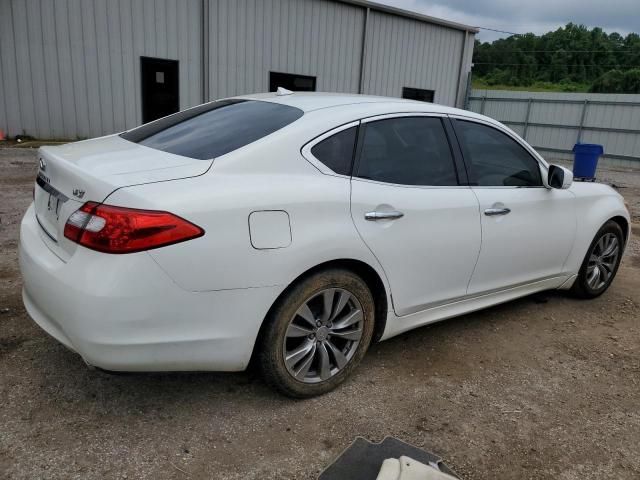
[350,115,482,316]
[451,118,576,294]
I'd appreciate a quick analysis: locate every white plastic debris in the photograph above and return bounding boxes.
[376,456,458,480]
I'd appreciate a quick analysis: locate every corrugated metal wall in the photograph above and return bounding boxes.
[0,0,203,139]
[0,0,474,139]
[469,89,640,166]
[361,10,466,106]
[208,0,365,98]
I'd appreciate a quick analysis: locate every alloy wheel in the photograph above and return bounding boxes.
[283,288,364,384]
[586,232,620,290]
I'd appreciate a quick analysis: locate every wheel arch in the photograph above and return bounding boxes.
[609,215,630,246]
[250,258,389,366]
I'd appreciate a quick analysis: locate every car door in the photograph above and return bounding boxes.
[451,117,576,295]
[349,114,482,316]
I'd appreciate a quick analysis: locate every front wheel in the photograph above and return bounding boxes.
[258,269,375,398]
[571,220,624,298]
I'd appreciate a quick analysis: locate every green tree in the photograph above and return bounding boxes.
[589,70,625,92]
[472,23,640,92]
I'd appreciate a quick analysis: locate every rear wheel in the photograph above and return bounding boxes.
[571,220,624,298]
[259,269,375,398]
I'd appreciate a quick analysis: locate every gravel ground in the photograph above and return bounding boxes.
[1,148,639,480]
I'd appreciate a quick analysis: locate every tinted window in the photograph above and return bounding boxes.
[356,117,458,186]
[121,100,303,160]
[455,120,543,187]
[310,127,357,175]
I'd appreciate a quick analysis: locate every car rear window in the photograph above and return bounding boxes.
[121,99,303,160]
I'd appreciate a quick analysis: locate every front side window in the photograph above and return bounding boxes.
[121,100,303,160]
[455,120,543,187]
[355,117,458,186]
[310,127,357,176]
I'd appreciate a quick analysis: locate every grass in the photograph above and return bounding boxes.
[472,78,591,93]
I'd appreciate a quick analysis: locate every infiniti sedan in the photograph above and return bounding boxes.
[20,92,630,397]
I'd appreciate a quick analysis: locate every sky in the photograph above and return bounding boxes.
[377,0,639,42]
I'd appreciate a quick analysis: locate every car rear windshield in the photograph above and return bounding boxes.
[120,99,304,160]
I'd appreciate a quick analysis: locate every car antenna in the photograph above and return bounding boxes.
[276,87,294,96]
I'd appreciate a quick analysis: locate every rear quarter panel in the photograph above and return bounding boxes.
[104,117,390,296]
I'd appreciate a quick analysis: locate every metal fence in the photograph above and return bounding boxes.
[467,89,640,167]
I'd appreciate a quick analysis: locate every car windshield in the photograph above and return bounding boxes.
[120,99,304,160]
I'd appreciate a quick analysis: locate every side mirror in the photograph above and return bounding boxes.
[547,164,573,189]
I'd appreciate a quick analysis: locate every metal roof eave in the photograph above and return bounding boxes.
[336,0,479,34]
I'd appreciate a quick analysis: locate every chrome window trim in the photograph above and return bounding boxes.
[301,120,360,177]
[351,176,471,190]
[360,111,447,123]
[447,112,551,189]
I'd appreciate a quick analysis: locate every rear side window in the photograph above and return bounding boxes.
[121,100,303,160]
[355,117,458,186]
[310,127,357,175]
[455,120,543,187]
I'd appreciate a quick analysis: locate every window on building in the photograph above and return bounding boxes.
[141,57,180,123]
[402,87,435,103]
[454,120,543,187]
[270,72,316,92]
[355,117,458,186]
[310,127,357,175]
[121,100,303,160]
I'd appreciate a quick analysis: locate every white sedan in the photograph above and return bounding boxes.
[19,92,630,397]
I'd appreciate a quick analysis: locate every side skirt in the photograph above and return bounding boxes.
[380,275,571,341]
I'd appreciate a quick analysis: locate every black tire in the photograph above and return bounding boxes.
[258,268,375,398]
[570,220,624,299]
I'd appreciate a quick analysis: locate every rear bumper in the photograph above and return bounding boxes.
[19,204,282,372]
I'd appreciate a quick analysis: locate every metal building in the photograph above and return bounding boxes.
[0,0,477,139]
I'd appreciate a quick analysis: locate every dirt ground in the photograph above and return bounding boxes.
[1,147,639,480]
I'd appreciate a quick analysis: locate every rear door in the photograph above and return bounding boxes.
[451,117,576,294]
[349,114,482,316]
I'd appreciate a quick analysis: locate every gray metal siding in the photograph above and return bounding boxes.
[208,0,365,99]
[361,11,466,105]
[469,90,640,165]
[0,0,474,139]
[0,0,202,139]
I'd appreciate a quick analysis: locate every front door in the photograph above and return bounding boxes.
[141,57,179,124]
[350,115,481,316]
[451,118,576,294]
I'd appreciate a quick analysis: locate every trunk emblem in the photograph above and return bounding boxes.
[39,158,46,171]
[73,189,86,199]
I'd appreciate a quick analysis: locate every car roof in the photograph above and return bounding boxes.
[231,91,467,115]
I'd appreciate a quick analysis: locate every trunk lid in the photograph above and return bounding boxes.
[33,134,212,261]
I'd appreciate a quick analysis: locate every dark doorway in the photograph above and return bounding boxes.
[402,87,435,103]
[141,57,179,124]
[269,71,316,92]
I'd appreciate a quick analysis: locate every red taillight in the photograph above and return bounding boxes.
[64,202,204,254]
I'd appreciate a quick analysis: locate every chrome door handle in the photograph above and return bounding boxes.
[484,207,511,216]
[364,210,404,221]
